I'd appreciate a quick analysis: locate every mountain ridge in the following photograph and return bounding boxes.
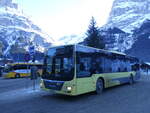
[106,0,150,33]
[0,0,53,59]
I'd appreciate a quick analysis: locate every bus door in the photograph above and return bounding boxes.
[76,58,95,94]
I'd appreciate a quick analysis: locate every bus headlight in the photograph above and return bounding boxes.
[67,86,72,91]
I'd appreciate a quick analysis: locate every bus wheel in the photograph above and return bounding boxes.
[15,73,20,78]
[96,78,104,94]
[129,75,134,85]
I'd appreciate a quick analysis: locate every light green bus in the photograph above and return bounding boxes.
[40,45,140,96]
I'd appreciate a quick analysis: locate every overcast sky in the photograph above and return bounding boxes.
[14,0,114,41]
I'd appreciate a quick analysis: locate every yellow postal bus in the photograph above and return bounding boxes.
[4,63,43,78]
[40,45,140,96]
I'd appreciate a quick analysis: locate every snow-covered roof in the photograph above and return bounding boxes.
[145,62,150,66]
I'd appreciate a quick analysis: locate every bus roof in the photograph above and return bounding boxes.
[108,50,126,56]
[47,44,139,61]
[49,44,126,55]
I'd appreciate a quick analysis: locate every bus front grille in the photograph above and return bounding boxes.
[43,80,64,91]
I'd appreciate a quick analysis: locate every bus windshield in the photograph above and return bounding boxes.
[42,46,74,81]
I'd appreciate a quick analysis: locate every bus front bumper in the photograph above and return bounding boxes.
[40,80,77,96]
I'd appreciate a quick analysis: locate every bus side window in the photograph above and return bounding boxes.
[76,57,91,78]
[99,67,103,73]
[132,64,140,71]
[132,65,136,71]
[109,67,112,72]
[80,62,85,71]
[118,68,121,72]
[124,67,127,72]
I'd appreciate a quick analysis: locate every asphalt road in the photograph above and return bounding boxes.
[0,76,150,113]
[0,77,40,93]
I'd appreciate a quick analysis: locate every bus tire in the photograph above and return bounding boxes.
[15,73,20,78]
[96,78,104,94]
[129,75,134,85]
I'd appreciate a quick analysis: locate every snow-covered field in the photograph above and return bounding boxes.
[0,86,41,100]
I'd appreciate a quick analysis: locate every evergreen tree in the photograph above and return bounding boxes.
[84,17,105,49]
[0,41,3,57]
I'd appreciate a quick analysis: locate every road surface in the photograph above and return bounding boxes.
[0,76,150,113]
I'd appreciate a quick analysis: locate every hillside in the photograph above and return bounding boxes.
[0,0,53,60]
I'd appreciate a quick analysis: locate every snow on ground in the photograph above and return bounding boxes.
[0,85,46,101]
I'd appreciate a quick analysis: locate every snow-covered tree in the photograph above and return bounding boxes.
[84,17,105,49]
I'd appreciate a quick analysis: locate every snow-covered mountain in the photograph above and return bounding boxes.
[58,34,85,45]
[102,0,150,61]
[58,0,150,55]
[0,0,54,57]
[100,27,133,52]
[126,19,150,61]
[106,0,150,33]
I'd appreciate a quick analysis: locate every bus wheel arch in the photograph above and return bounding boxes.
[96,77,104,94]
